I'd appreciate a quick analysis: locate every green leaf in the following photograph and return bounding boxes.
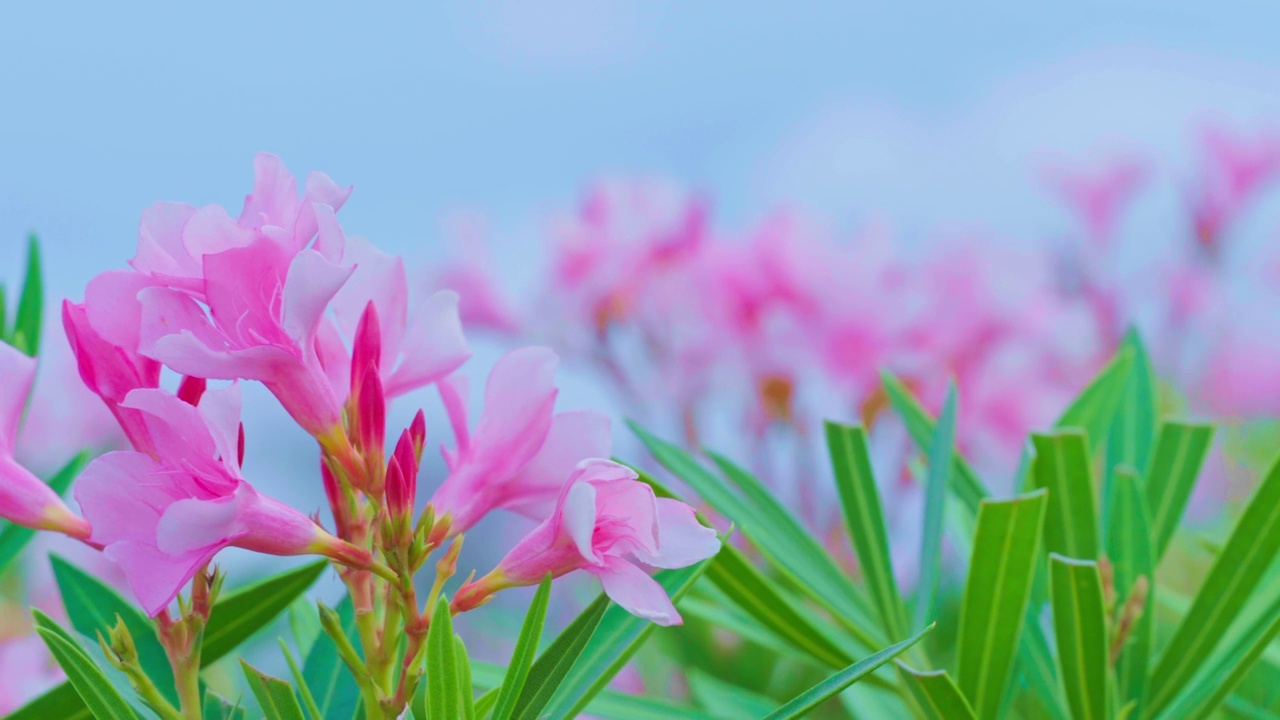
[1049,555,1109,720]
[1160,593,1280,719]
[455,636,476,720]
[475,661,717,720]
[1055,348,1134,453]
[706,543,854,669]
[241,660,306,720]
[631,422,881,649]
[491,575,553,720]
[33,612,137,720]
[897,663,977,720]
[302,595,362,720]
[543,552,717,718]
[51,554,176,703]
[1146,451,1280,715]
[13,233,42,356]
[203,690,247,720]
[687,670,778,719]
[0,452,89,576]
[1144,421,1215,562]
[1032,431,1100,560]
[1105,331,1158,496]
[826,421,909,642]
[509,591,609,720]
[1105,466,1154,712]
[956,490,1049,720]
[5,684,90,720]
[881,370,990,518]
[278,639,322,720]
[763,623,934,719]
[426,595,460,720]
[917,384,958,633]
[204,560,328,665]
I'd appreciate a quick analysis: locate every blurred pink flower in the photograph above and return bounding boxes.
[0,634,62,715]
[430,347,612,535]
[1190,124,1280,256]
[1045,156,1148,250]
[76,386,367,616]
[0,341,91,540]
[452,459,719,625]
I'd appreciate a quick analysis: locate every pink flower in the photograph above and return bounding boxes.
[429,347,612,535]
[0,341,91,540]
[1190,124,1280,256]
[75,386,368,616]
[452,459,719,625]
[1045,156,1148,250]
[0,634,62,715]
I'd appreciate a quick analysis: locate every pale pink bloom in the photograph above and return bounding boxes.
[433,264,522,335]
[453,459,719,625]
[0,341,91,540]
[0,634,62,715]
[323,236,469,401]
[1045,156,1148,250]
[429,347,612,535]
[76,386,367,616]
[1190,124,1280,255]
[1198,333,1280,419]
[136,239,354,440]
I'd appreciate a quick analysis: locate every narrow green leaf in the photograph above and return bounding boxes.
[956,490,1049,720]
[917,384,957,633]
[202,690,247,720]
[33,612,137,720]
[473,688,498,720]
[510,592,609,720]
[881,370,990,517]
[278,639,322,720]
[1032,431,1100,560]
[491,575,553,720]
[1105,331,1158,500]
[13,234,42,356]
[204,560,328,665]
[0,452,89,576]
[826,421,909,641]
[427,595,460,720]
[302,595,362,720]
[1160,594,1280,719]
[631,422,881,649]
[455,636,476,720]
[763,623,933,719]
[706,543,854,669]
[544,552,717,718]
[1105,466,1154,711]
[51,555,176,703]
[897,663,977,720]
[241,660,306,720]
[1050,555,1109,720]
[5,684,90,720]
[1147,451,1280,715]
[687,670,777,719]
[1144,421,1215,562]
[288,598,322,660]
[1055,348,1134,453]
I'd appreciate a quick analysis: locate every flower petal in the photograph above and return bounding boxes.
[589,556,682,626]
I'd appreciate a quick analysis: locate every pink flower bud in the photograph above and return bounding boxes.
[409,409,426,465]
[176,376,207,407]
[351,301,382,391]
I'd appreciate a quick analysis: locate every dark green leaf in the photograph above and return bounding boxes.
[426,595,460,720]
[1049,555,1109,720]
[241,660,306,720]
[687,670,777,719]
[203,690,247,720]
[33,612,137,720]
[13,234,42,356]
[204,560,328,665]
[509,592,609,720]
[1032,431,1100,560]
[897,663,977,720]
[1105,331,1158,504]
[491,575,553,720]
[1144,421,1215,562]
[1105,466,1154,712]
[302,595,362,720]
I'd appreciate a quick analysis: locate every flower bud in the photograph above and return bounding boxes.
[409,409,426,464]
[176,375,207,406]
[356,364,386,462]
[351,302,382,386]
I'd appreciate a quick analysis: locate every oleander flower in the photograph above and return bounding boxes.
[453,459,719,625]
[76,385,368,616]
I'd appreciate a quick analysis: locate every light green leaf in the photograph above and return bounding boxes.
[1105,466,1154,712]
[917,384,957,634]
[763,623,933,719]
[543,552,717,718]
[1032,430,1100,560]
[633,424,879,648]
[1105,331,1158,502]
[1055,348,1134,453]
[956,490,1049,720]
[13,234,42,356]
[0,452,89,576]
[687,670,777,719]
[826,421,909,642]
[1146,451,1280,715]
[897,663,977,720]
[202,690,247,720]
[1144,421,1215,562]
[33,611,137,720]
[51,554,176,703]
[706,544,854,669]
[204,560,328,665]
[241,660,306,720]
[455,636,476,720]
[491,575,552,720]
[475,661,717,719]
[509,592,609,720]
[426,595,460,720]
[1050,555,1109,720]
[278,639,322,720]
[302,595,362,720]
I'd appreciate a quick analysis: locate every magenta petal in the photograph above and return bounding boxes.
[589,556,682,626]
[104,540,221,617]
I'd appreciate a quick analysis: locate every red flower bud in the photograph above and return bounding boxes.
[356,363,385,457]
[350,301,382,394]
[176,376,207,406]
[409,409,426,465]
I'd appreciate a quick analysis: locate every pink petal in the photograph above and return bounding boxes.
[0,456,78,531]
[437,372,471,467]
[331,236,408,355]
[104,540,221,617]
[312,203,347,263]
[156,494,244,555]
[239,153,298,229]
[196,385,243,471]
[384,290,470,398]
[75,451,181,546]
[183,205,256,260]
[133,201,199,279]
[281,249,355,350]
[470,347,558,478]
[560,480,600,564]
[0,342,35,451]
[633,498,721,569]
[589,556,682,626]
[505,410,611,519]
[203,243,292,348]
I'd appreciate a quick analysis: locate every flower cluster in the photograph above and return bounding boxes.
[0,154,718,719]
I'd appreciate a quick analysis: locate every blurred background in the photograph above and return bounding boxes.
[5,0,1280,670]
